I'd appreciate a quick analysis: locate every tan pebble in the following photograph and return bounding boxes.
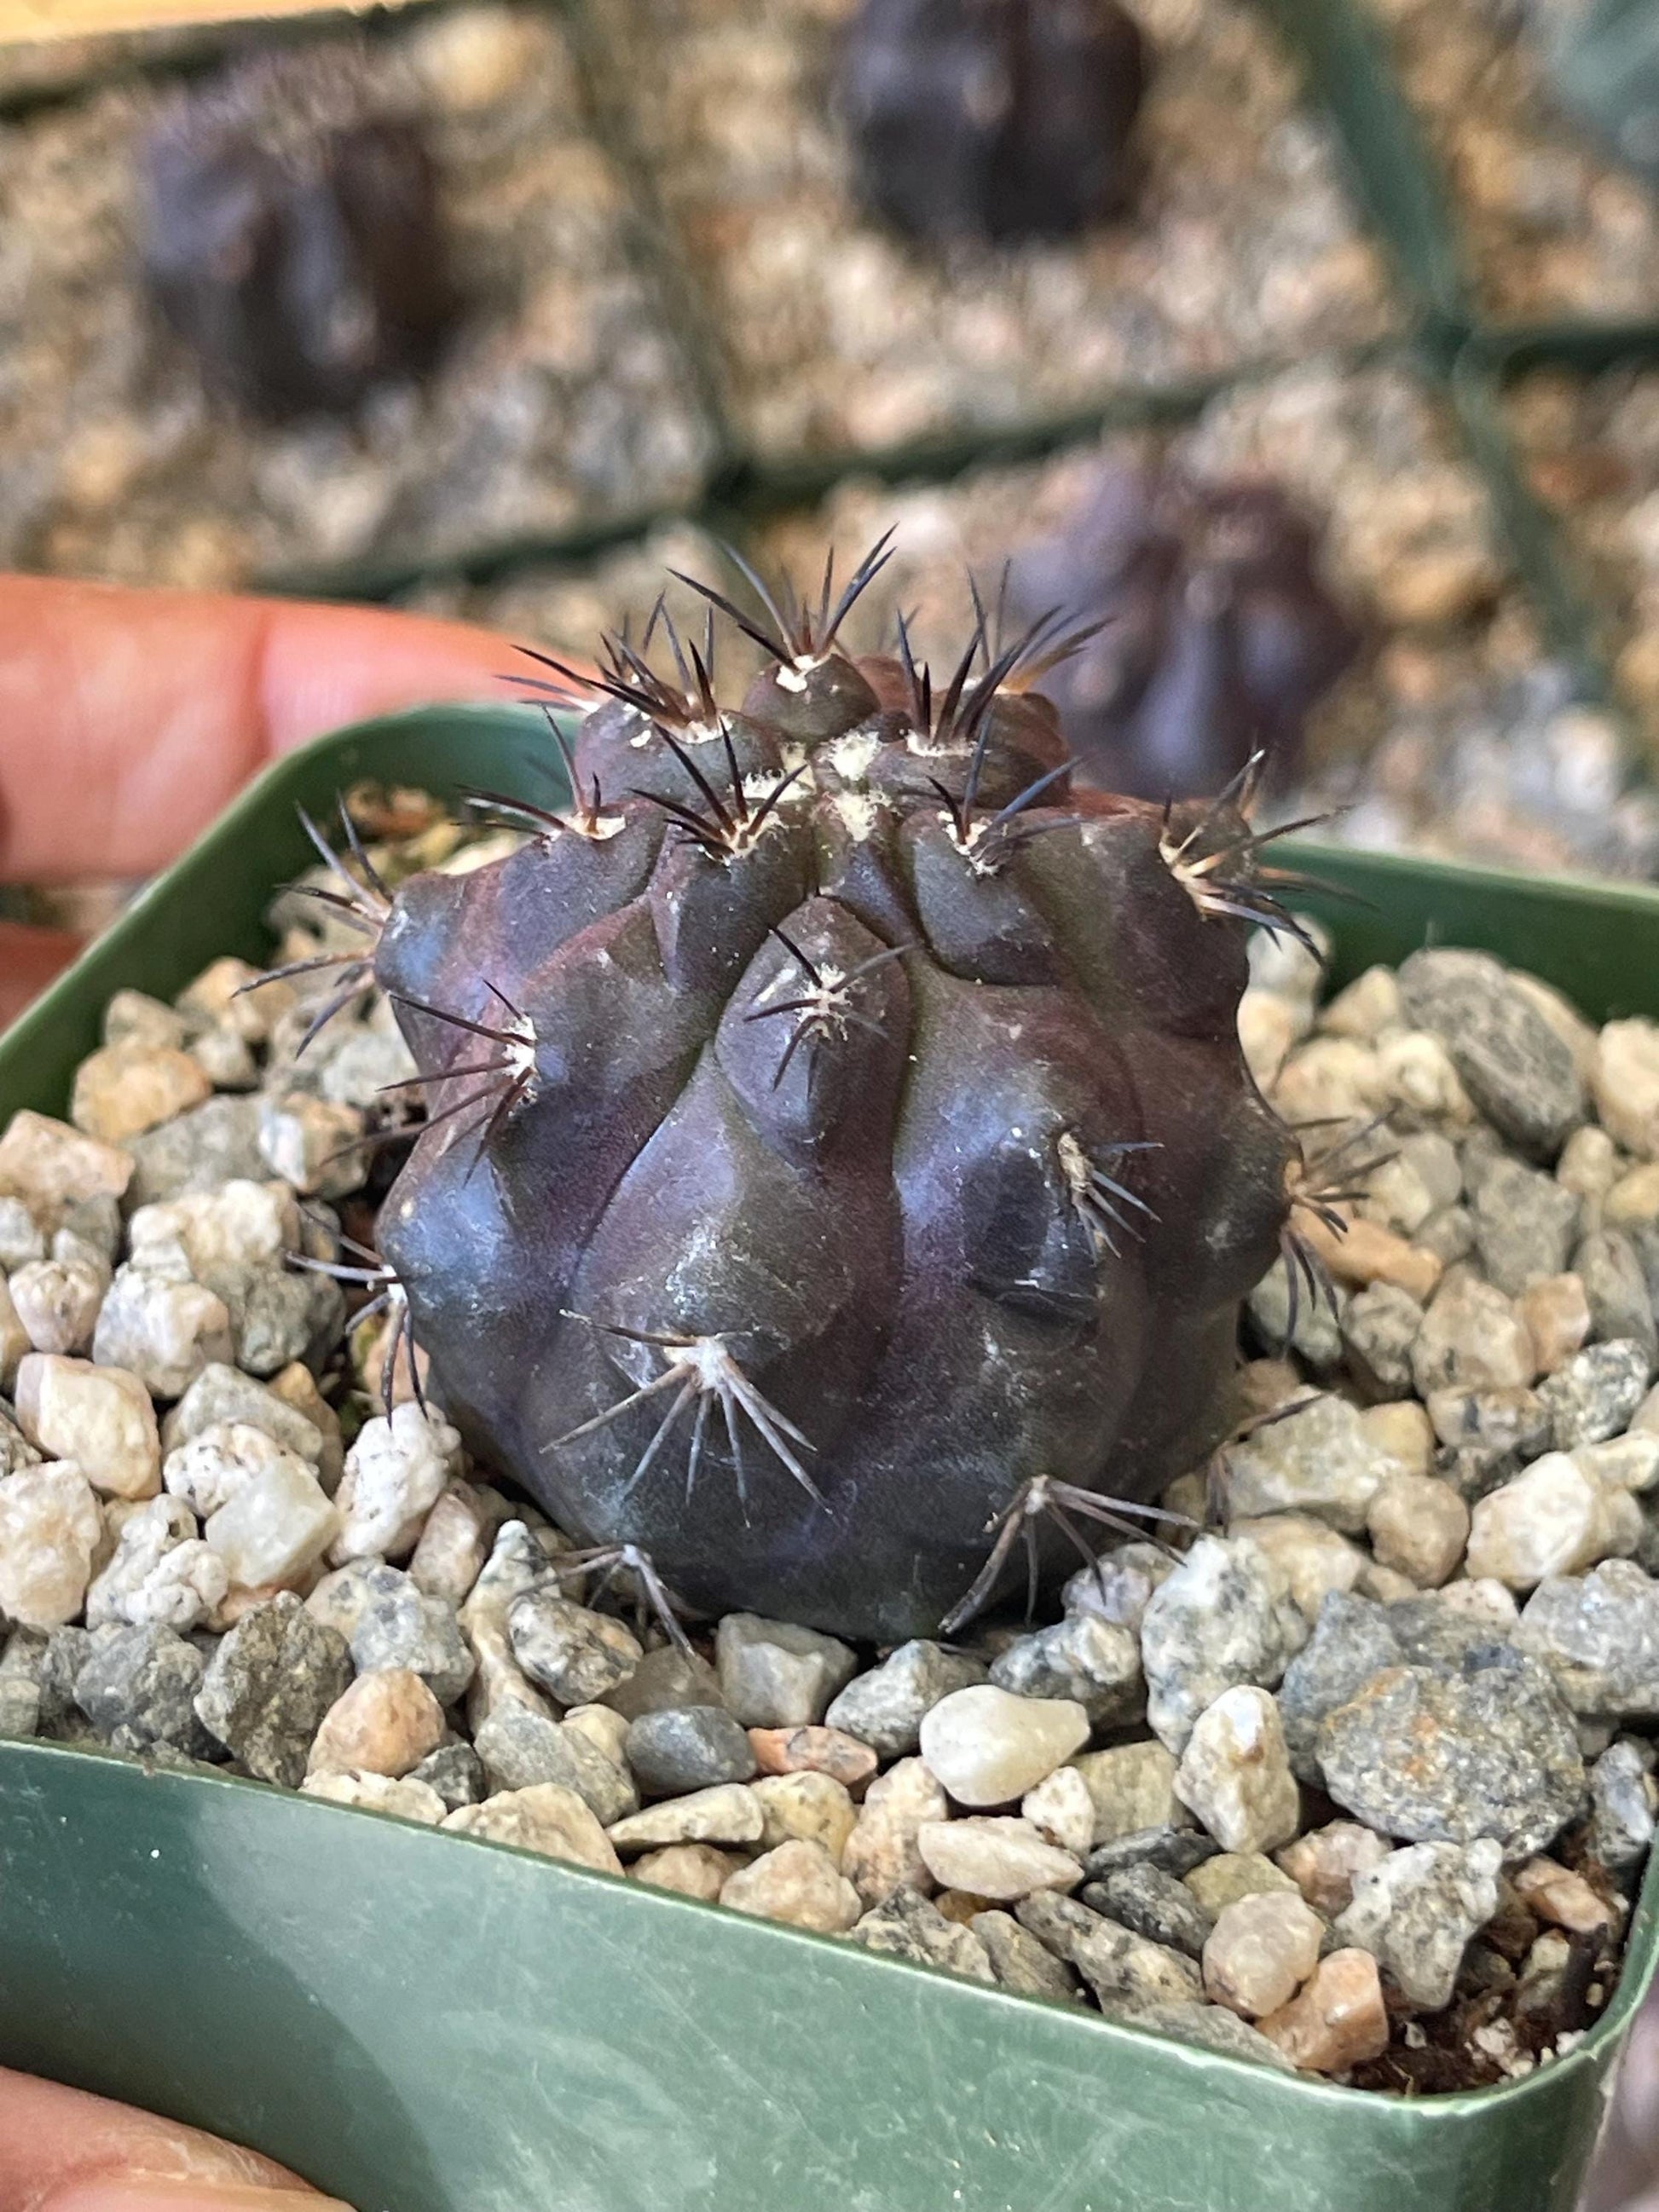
[71,1044,211,1145]
[1276,1822,1391,1920]
[748,1723,879,1791]
[1511,973,1598,1079]
[720,1839,862,1932]
[1020,1764,1095,1857]
[1577,1434,1659,1493]
[1518,1274,1592,1375]
[1072,1741,1187,1847]
[1186,1853,1298,1915]
[268,1362,344,1489]
[933,1887,998,1925]
[0,1278,29,1390]
[916,1816,1083,1902]
[753,1770,858,1863]
[1594,1021,1659,1158]
[842,1756,948,1904]
[1235,1360,1304,1421]
[1366,1472,1469,1588]
[563,1703,632,1767]
[1229,1513,1364,1622]
[631,1844,748,1900]
[1318,967,1402,1042]
[408,1480,494,1600]
[1375,1031,1475,1124]
[606,1784,765,1855]
[918,1684,1090,1805]
[1270,1038,1385,1126]
[1466,1453,1639,1589]
[1413,1275,1537,1395]
[1238,993,1303,1089]
[1175,1687,1301,1856]
[1355,1561,1421,1603]
[1511,1857,1619,1936]
[1356,1401,1434,1476]
[8,1258,106,1357]
[1294,1208,1442,1302]
[1202,1890,1325,2018]
[178,956,295,1044]
[1558,1126,1621,1204]
[1606,1163,1659,1232]
[0,1461,102,1627]
[1258,1948,1390,2073]
[14,1354,159,1499]
[444,1784,622,1874]
[300,1770,446,1826]
[0,1111,134,1215]
[307,1667,445,1779]
[205,1457,339,1591]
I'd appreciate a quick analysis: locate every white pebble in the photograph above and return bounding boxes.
[916,1816,1083,1902]
[0,1462,102,1627]
[331,1402,463,1564]
[918,1684,1091,1807]
[1465,1453,1640,1591]
[1176,1687,1301,1855]
[14,1354,160,1500]
[205,1456,338,1591]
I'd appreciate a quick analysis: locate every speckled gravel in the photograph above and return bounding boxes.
[582,0,1402,458]
[4,788,1659,2096]
[0,3,714,590]
[1363,0,1659,323]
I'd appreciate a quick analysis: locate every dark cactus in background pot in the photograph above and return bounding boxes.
[299,547,1306,1642]
[839,0,1149,244]
[140,46,456,419]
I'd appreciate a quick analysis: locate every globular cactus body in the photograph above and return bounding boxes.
[372,556,1295,1641]
[1008,459,1361,800]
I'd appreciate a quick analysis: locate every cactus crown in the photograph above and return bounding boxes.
[284,544,1300,1642]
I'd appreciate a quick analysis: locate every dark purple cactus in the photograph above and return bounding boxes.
[1006,459,1363,801]
[359,552,1297,1643]
[839,0,1148,245]
[140,49,454,419]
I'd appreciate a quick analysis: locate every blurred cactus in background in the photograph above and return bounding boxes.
[140,47,456,419]
[839,0,1148,245]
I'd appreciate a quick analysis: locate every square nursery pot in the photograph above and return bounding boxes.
[3,703,1659,2212]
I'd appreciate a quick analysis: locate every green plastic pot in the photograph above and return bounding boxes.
[3,704,1659,2212]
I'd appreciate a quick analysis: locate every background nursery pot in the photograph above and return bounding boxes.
[2,703,1659,2212]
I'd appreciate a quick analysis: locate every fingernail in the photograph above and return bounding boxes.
[39,2180,356,2212]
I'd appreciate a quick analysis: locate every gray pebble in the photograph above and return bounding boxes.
[824,1639,987,1760]
[124,1096,266,1207]
[508,1589,642,1707]
[193,1593,351,1788]
[1417,1205,1477,1265]
[37,1625,96,1740]
[625,1706,758,1794]
[1397,950,1585,1160]
[1471,1158,1581,1296]
[848,1888,994,1983]
[1084,1828,1219,1881]
[75,1623,213,1757]
[1589,1738,1658,1873]
[1247,1259,1344,1370]
[1131,2001,1298,2072]
[0,1628,43,1738]
[1317,1649,1585,1857]
[1015,1890,1201,2012]
[235,1265,343,1377]
[1539,1341,1653,1450]
[309,1562,474,1707]
[1384,1596,1514,1669]
[1333,1838,1502,2013]
[989,1612,1143,1727]
[473,1701,638,1824]
[1141,1535,1304,1754]
[0,1401,42,1476]
[1576,1232,1657,1359]
[408,1738,487,1811]
[1061,1541,1174,1631]
[1516,1558,1659,1717]
[714,1612,858,1729]
[1341,1283,1424,1402]
[971,1909,1082,2001]
[600,1643,725,1721]
[1084,1863,1215,1957]
[162,1363,326,1468]
[1276,1591,1402,1782]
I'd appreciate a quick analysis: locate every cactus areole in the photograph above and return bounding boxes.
[369,549,1298,1642]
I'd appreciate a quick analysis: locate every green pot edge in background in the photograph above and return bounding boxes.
[3,705,1659,2212]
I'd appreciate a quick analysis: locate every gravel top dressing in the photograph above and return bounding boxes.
[3,780,1658,2097]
